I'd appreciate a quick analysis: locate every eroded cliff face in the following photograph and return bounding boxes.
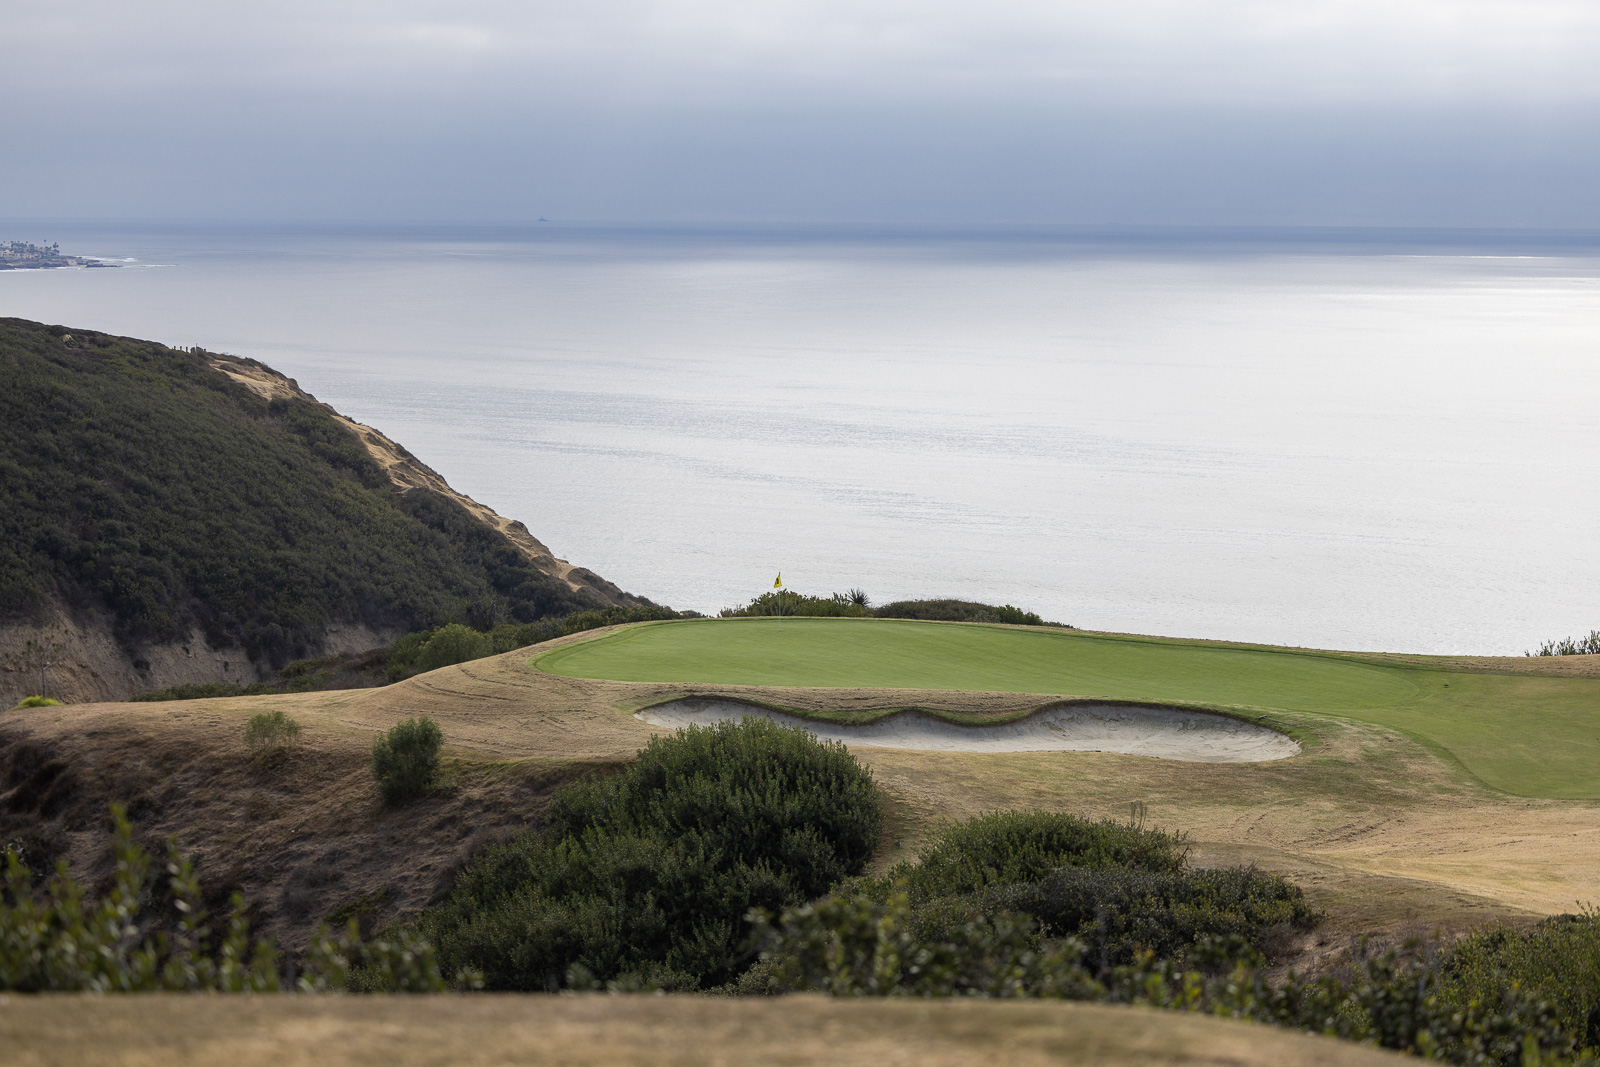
[0,600,397,706]
[203,354,646,611]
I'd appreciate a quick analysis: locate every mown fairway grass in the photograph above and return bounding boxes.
[536,617,1600,799]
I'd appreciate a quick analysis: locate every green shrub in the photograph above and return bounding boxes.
[753,885,1096,998]
[1444,912,1600,1049]
[991,864,1316,968]
[896,810,1187,897]
[719,591,870,618]
[370,717,443,804]
[412,623,494,673]
[811,812,1300,974]
[244,710,302,753]
[416,717,883,991]
[872,599,1054,626]
[8,695,62,709]
[750,810,1582,1066]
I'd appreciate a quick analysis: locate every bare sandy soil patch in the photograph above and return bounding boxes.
[0,993,1406,1067]
[639,697,1300,761]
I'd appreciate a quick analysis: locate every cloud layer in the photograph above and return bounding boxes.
[4,0,1597,222]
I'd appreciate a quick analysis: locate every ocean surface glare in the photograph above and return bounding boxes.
[1,223,1595,655]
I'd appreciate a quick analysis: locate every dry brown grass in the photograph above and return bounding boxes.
[0,993,1407,1067]
[5,630,1598,956]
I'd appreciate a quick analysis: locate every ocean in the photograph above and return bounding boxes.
[2,222,1596,655]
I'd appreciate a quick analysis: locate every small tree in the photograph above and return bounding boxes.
[371,717,443,804]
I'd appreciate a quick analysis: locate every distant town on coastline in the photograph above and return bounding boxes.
[0,240,117,270]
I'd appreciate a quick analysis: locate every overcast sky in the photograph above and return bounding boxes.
[4,0,1599,225]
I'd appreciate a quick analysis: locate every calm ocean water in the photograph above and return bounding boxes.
[2,222,1596,655]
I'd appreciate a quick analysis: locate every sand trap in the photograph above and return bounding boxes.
[637,699,1299,763]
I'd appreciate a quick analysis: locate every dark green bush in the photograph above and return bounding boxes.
[753,886,1096,998]
[872,599,1053,626]
[752,810,1586,1066]
[370,716,443,804]
[412,623,494,673]
[1444,912,1600,1049]
[719,591,870,618]
[416,717,883,991]
[895,810,1187,898]
[992,864,1316,968]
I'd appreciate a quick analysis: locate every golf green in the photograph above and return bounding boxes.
[536,617,1600,799]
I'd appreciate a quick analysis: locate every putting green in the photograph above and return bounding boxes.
[535,618,1600,799]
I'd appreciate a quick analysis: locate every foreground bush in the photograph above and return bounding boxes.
[752,812,1598,1066]
[1446,912,1600,1050]
[416,717,883,991]
[7,696,61,709]
[993,864,1314,969]
[0,805,447,992]
[370,716,443,804]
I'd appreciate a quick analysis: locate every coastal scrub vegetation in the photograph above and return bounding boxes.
[753,814,1600,1066]
[719,590,1057,627]
[9,767,1600,1064]
[415,717,883,991]
[0,318,613,671]
[1529,630,1600,657]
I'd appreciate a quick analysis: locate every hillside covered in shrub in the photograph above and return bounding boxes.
[0,317,646,672]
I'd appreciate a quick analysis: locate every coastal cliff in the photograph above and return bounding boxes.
[0,317,650,703]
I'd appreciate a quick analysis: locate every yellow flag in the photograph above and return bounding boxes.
[773,573,784,588]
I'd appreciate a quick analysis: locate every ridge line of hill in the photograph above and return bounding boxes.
[201,352,642,609]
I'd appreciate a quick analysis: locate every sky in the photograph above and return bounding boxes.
[4,0,1600,225]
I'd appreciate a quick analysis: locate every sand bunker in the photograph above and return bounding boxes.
[637,699,1299,763]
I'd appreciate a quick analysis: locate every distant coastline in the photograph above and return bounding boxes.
[0,240,118,270]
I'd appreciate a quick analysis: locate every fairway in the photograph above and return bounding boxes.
[536,618,1600,798]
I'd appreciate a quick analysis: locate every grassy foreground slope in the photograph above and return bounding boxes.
[538,618,1600,798]
[0,995,1404,1067]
